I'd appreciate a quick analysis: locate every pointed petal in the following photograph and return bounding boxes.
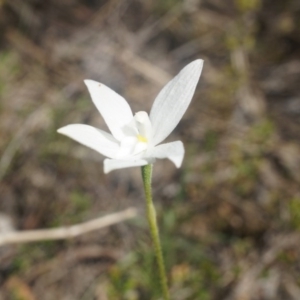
[57,124,119,159]
[104,158,148,173]
[150,60,203,145]
[84,80,133,141]
[151,141,184,168]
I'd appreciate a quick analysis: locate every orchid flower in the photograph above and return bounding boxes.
[58,59,203,173]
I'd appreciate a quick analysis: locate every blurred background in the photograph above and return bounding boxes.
[0,0,300,299]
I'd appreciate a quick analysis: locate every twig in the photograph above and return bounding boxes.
[118,49,171,86]
[0,207,137,247]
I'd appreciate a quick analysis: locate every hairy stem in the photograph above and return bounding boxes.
[141,164,170,300]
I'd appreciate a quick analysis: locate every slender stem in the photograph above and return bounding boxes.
[141,164,170,300]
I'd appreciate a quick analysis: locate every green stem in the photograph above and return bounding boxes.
[141,164,170,300]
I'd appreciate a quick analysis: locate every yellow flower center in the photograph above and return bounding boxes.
[137,134,148,143]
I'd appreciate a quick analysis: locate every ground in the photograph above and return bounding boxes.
[0,0,300,299]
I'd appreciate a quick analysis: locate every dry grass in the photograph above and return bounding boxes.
[0,0,300,299]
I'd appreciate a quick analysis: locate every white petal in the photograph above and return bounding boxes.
[57,124,119,159]
[133,142,148,155]
[104,158,149,173]
[150,60,203,145]
[118,136,138,158]
[134,111,152,141]
[122,119,138,137]
[151,141,184,168]
[84,80,133,141]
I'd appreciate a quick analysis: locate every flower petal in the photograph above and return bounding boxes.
[84,80,133,141]
[134,111,152,142]
[118,136,139,158]
[150,60,203,145]
[150,141,184,168]
[57,124,119,159]
[104,158,149,173]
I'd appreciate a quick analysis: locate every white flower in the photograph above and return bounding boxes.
[57,59,203,173]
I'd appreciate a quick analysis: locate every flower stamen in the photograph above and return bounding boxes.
[137,134,148,143]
